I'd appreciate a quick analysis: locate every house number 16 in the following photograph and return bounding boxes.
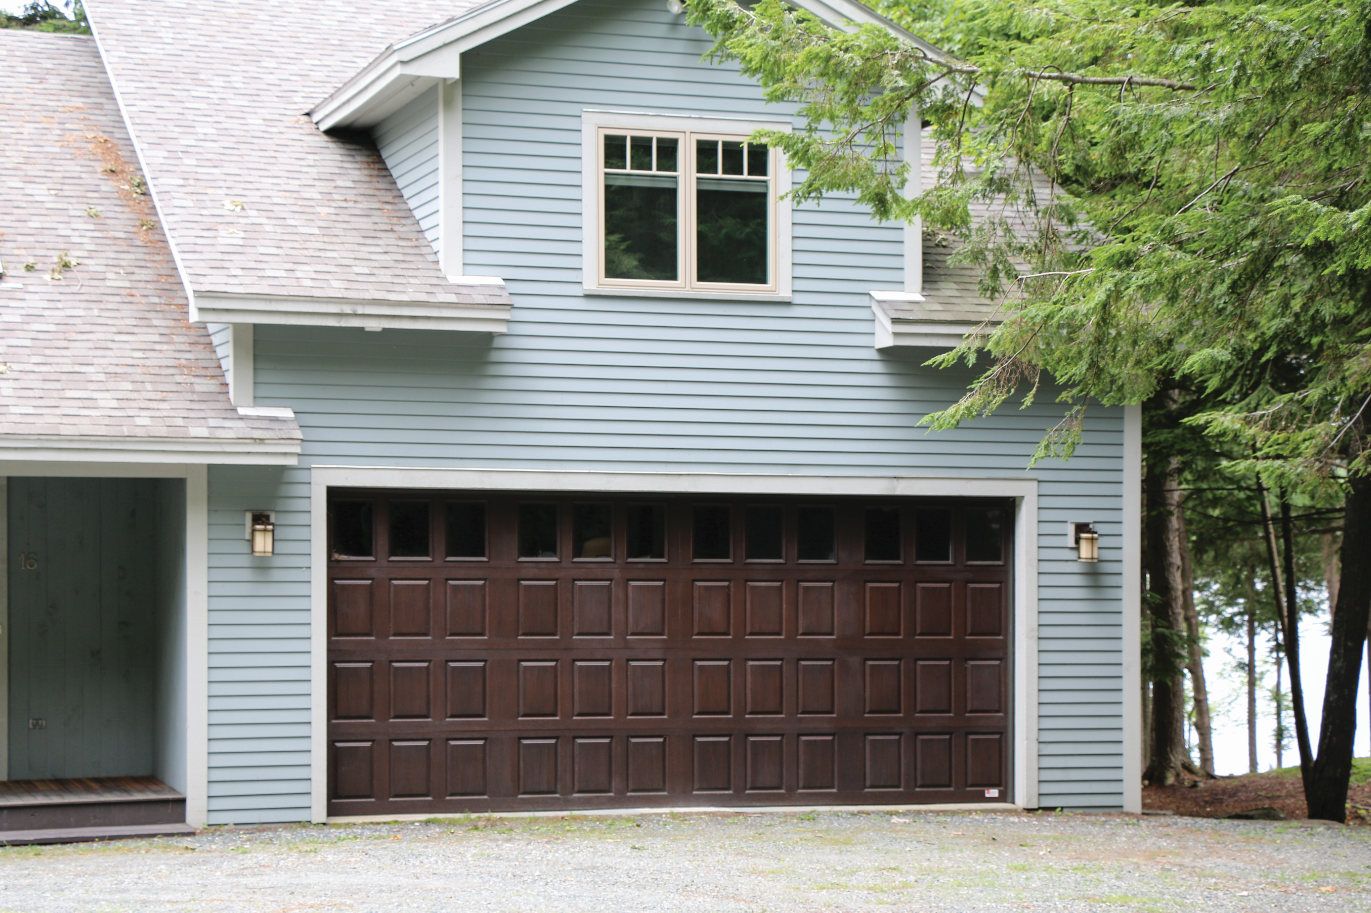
[19,552,38,570]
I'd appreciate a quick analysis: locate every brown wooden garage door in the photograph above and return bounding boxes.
[327,491,1011,816]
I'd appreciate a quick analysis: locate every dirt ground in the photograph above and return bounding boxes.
[1144,767,1371,825]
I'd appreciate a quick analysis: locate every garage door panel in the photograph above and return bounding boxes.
[329,492,1011,815]
[445,579,487,637]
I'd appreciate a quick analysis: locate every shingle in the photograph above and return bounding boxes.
[0,32,301,446]
[84,0,505,308]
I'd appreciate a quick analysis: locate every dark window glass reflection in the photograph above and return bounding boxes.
[446,502,486,559]
[796,506,836,561]
[864,507,901,562]
[745,505,783,561]
[574,503,613,559]
[331,500,373,558]
[965,509,1005,563]
[626,504,666,560]
[389,501,430,558]
[914,509,952,562]
[518,503,558,559]
[693,505,731,560]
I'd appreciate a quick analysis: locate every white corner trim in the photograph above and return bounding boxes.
[306,465,1040,816]
[310,470,329,823]
[439,78,464,279]
[1014,486,1039,809]
[0,476,8,782]
[229,324,254,408]
[184,465,210,826]
[1121,402,1143,813]
[903,115,922,296]
[0,437,300,465]
[191,292,510,334]
[580,110,793,300]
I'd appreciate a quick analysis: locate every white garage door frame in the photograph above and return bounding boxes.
[307,467,1040,821]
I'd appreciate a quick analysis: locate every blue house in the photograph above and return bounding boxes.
[0,0,1139,839]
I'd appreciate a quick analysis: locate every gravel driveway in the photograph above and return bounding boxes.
[2,810,1368,912]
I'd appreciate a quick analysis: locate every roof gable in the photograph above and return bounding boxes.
[312,0,942,130]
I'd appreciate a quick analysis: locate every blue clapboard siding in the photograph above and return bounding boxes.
[202,0,1126,823]
[208,323,232,391]
[374,87,441,259]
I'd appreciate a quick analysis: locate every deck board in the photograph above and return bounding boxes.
[0,776,181,807]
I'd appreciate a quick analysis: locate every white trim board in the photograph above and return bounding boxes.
[1121,403,1143,813]
[184,466,210,826]
[307,466,1039,819]
[0,477,8,782]
[0,441,299,465]
[191,292,510,334]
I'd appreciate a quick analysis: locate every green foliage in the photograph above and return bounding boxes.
[689,0,1371,489]
[2,1,89,33]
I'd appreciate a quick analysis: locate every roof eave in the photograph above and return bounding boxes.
[0,435,303,466]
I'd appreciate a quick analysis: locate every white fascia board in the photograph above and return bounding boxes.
[0,437,300,465]
[312,44,461,131]
[192,292,510,334]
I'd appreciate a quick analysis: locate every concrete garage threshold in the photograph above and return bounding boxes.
[328,802,1024,823]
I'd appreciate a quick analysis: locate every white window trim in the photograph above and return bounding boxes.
[582,110,793,302]
[309,465,1039,820]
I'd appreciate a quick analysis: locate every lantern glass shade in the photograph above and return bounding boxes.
[1077,529,1099,562]
[250,512,275,556]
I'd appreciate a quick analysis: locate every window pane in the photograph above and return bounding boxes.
[446,502,486,559]
[604,134,627,170]
[745,505,783,561]
[914,508,952,562]
[630,135,653,171]
[746,143,769,177]
[656,137,678,173]
[574,503,613,559]
[696,138,718,175]
[389,501,430,558]
[966,509,1005,562]
[864,507,901,561]
[696,177,768,285]
[797,506,835,561]
[331,500,373,558]
[604,172,678,281]
[518,503,558,559]
[626,504,666,559]
[693,505,731,560]
[721,140,745,175]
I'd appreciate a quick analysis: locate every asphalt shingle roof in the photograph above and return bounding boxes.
[0,31,301,448]
[84,0,507,308]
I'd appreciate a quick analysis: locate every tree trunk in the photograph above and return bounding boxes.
[1306,474,1371,822]
[1257,484,1313,780]
[1177,504,1214,775]
[1245,573,1258,774]
[1143,454,1188,785]
[1274,656,1284,770]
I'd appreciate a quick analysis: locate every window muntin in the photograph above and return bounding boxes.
[598,127,776,293]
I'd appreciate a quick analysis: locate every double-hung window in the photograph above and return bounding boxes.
[586,117,790,298]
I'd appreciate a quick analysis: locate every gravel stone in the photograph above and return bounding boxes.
[1,810,1368,912]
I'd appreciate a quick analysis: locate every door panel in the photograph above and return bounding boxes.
[327,491,1011,815]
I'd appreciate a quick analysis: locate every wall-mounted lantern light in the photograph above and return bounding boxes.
[666,0,686,13]
[247,510,276,556]
[1069,521,1099,562]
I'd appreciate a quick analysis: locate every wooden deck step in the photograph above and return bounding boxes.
[0,777,187,834]
[0,822,197,847]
